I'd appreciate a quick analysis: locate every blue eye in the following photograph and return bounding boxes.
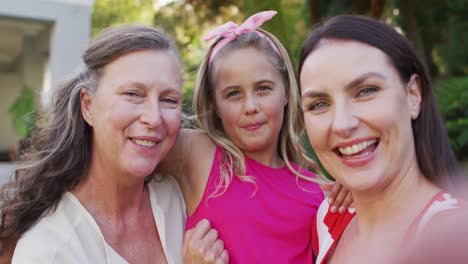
[258,85,272,92]
[309,101,329,111]
[226,90,240,98]
[357,86,378,97]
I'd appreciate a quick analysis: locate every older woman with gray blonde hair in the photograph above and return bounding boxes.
[0,25,226,264]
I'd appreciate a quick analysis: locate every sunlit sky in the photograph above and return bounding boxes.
[158,0,176,6]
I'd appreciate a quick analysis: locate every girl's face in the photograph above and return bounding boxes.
[81,50,182,180]
[212,47,288,159]
[300,40,421,193]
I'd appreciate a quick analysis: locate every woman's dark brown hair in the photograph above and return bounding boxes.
[298,15,460,188]
[0,25,180,255]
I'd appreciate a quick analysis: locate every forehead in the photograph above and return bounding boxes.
[100,50,182,91]
[211,47,282,86]
[300,40,395,89]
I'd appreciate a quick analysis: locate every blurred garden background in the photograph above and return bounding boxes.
[91,0,467,164]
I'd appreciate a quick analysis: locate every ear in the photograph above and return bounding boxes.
[80,88,94,126]
[407,74,422,120]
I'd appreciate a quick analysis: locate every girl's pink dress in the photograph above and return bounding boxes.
[186,146,324,263]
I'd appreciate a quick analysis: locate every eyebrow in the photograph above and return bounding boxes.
[301,72,386,101]
[220,80,275,92]
[344,72,386,91]
[120,81,181,95]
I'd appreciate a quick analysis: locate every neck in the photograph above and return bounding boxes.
[73,156,148,219]
[243,147,284,168]
[352,157,440,237]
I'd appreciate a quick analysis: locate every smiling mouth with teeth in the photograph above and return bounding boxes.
[334,139,379,159]
[132,139,158,147]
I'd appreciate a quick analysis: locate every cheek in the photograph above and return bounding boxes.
[304,114,331,151]
[217,105,239,129]
[92,98,126,133]
[359,97,404,133]
[270,101,286,119]
[161,109,181,135]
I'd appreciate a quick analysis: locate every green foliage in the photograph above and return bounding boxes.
[8,87,37,138]
[435,0,468,76]
[92,0,155,36]
[435,77,468,159]
[243,0,309,68]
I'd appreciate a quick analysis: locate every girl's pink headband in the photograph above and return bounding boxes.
[202,10,281,65]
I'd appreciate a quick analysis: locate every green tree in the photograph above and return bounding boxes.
[92,0,155,36]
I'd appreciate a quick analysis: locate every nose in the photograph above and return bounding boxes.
[244,94,259,115]
[331,101,359,138]
[140,99,162,129]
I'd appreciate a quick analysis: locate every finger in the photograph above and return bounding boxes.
[216,249,229,264]
[321,182,334,193]
[332,185,349,212]
[202,229,219,247]
[205,239,224,263]
[183,229,192,254]
[189,219,211,242]
[338,192,353,213]
[328,182,343,209]
[187,219,212,254]
[193,228,219,259]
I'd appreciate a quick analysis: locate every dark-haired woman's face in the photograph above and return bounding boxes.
[300,40,421,193]
[81,50,182,180]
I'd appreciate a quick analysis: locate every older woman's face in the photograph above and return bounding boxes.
[82,50,182,180]
[300,40,421,193]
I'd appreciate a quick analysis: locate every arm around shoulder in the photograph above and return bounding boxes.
[159,128,216,184]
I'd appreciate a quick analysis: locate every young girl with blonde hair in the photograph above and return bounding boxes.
[162,11,350,263]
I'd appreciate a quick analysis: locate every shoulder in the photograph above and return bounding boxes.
[416,192,467,236]
[288,163,324,200]
[179,128,214,149]
[312,200,355,264]
[13,193,110,263]
[316,199,356,232]
[13,222,58,263]
[289,162,324,182]
[12,194,89,263]
[148,176,186,215]
[178,128,217,172]
[147,177,186,263]
[402,193,468,263]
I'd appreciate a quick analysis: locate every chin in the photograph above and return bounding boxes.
[333,170,382,191]
[242,142,270,153]
[126,161,159,179]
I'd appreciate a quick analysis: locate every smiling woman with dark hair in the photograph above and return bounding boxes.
[298,15,468,263]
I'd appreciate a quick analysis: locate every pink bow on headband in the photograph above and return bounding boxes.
[203,10,280,65]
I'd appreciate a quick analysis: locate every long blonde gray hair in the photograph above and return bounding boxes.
[0,25,180,254]
[193,29,323,198]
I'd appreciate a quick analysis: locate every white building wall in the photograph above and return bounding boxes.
[0,0,94,105]
[0,0,94,183]
[0,73,22,151]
